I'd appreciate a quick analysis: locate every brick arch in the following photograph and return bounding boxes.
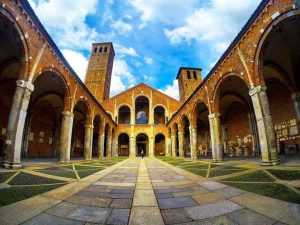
[73,98,92,119]
[254,9,300,86]
[117,103,132,111]
[212,73,250,113]
[191,100,210,126]
[0,5,29,79]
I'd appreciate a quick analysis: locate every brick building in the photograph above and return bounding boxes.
[0,0,299,168]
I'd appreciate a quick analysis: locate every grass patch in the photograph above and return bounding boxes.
[37,169,77,179]
[179,164,208,169]
[223,182,300,204]
[0,172,16,183]
[266,169,300,181]
[222,170,274,182]
[74,165,104,170]
[78,169,103,178]
[0,184,64,206]
[209,169,245,178]
[184,168,207,177]
[9,172,64,185]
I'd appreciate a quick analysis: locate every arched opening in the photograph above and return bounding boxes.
[215,76,258,157]
[103,123,109,157]
[182,115,191,157]
[154,106,165,124]
[118,106,131,124]
[0,12,26,157]
[71,101,90,158]
[194,102,211,157]
[92,115,101,157]
[258,15,300,156]
[135,96,149,124]
[155,134,165,156]
[23,71,68,158]
[136,133,148,157]
[118,133,129,156]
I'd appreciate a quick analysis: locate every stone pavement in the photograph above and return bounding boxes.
[0,158,299,225]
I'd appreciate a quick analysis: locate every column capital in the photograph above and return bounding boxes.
[62,111,73,117]
[208,113,221,119]
[189,125,197,130]
[85,124,94,129]
[249,85,267,96]
[16,80,34,92]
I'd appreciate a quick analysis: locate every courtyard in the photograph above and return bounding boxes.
[0,157,299,225]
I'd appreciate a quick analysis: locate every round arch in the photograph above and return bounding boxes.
[118,105,131,124]
[118,133,130,156]
[154,133,166,156]
[136,133,149,157]
[135,95,150,125]
[153,105,166,125]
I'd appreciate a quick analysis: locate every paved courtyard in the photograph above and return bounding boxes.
[0,158,299,225]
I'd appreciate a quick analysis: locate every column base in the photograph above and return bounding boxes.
[59,160,70,164]
[2,160,22,169]
[261,159,280,166]
[212,159,224,163]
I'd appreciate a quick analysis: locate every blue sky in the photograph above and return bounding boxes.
[29,0,261,99]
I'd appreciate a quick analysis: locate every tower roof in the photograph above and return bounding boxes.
[176,67,202,79]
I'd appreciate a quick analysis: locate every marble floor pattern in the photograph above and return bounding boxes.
[0,158,299,225]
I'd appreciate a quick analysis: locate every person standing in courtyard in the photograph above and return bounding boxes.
[141,148,144,159]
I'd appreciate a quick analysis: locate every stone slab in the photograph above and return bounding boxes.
[185,200,243,220]
[192,193,225,205]
[129,207,164,225]
[106,209,130,225]
[67,205,111,223]
[155,193,174,199]
[158,197,198,209]
[161,208,193,225]
[214,187,246,198]
[227,208,277,225]
[65,195,112,207]
[110,199,132,209]
[46,201,79,217]
[22,213,84,225]
[175,215,238,225]
[135,182,152,190]
[198,180,228,190]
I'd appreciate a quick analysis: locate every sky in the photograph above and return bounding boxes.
[28,0,262,99]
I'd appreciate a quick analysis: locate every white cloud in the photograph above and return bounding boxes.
[144,57,153,65]
[114,44,139,57]
[165,0,261,54]
[111,20,133,36]
[29,0,99,50]
[159,80,179,100]
[110,59,137,97]
[130,0,197,27]
[61,49,88,81]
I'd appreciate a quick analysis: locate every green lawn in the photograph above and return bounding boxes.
[222,170,275,182]
[36,169,77,179]
[0,184,64,206]
[78,168,104,178]
[266,169,300,180]
[184,168,207,177]
[0,172,16,183]
[9,172,66,185]
[209,169,245,178]
[223,182,300,204]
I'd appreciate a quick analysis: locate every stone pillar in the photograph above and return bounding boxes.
[249,85,279,165]
[178,131,184,158]
[171,133,177,157]
[3,80,34,169]
[59,111,74,163]
[205,131,209,156]
[130,136,135,157]
[209,113,223,162]
[166,136,171,157]
[190,126,198,160]
[97,132,102,158]
[291,92,300,121]
[107,129,112,158]
[84,124,93,160]
[112,136,118,157]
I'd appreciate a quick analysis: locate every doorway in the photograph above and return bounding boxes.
[136,133,148,157]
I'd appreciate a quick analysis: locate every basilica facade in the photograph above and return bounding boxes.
[0,0,299,168]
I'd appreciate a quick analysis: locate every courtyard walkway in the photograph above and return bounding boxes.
[0,158,299,225]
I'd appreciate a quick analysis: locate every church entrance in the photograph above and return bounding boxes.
[136,133,148,157]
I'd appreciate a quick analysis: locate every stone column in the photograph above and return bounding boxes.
[249,85,279,165]
[209,113,223,162]
[178,131,184,157]
[97,132,102,158]
[112,136,118,157]
[107,129,112,158]
[84,124,93,160]
[59,111,74,163]
[130,135,135,157]
[190,125,198,160]
[291,92,300,121]
[171,131,177,157]
[3,80,34,169]
[166,136,171,157]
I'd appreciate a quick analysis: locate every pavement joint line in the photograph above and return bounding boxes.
[72,164,80,180]
[10,182,67,187]
[4,171,20,184]
[212,168,258,181]
[23,170,75,182]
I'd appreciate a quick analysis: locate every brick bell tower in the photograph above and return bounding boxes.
[85,42,115,102]
[177,67,202,101]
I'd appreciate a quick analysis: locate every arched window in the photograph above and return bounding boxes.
[99,47,103,52]
[154,106,165,124]
[135,96,149,124]
[193,71,197,79]
[187,70,191,79]
[118,106,131,124]
[94,47,98,53]
[104,47,108,52]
